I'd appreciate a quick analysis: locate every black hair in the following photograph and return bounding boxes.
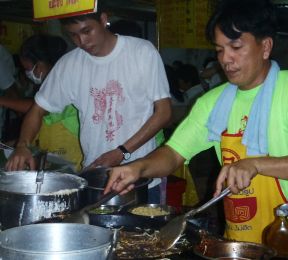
[60,12,101,25]
[20,34,67,66]
[206,0,277,43]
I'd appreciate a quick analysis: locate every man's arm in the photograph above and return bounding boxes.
[104,145,185,195]
[5,103,47,171]
[215,156,288,196]
[90,97,172,167]
[0,97,33,113]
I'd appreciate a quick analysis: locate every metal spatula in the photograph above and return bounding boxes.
[52,190,120,224]
[158,187,231,250]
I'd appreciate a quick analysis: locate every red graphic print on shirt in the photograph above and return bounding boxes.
[224,196,257,223]
[90,80,125,141]
[239,115,248,134]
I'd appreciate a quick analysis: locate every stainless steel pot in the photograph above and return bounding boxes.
[80,167,151,207]
[0,223,113,260]
[0,171,87,230]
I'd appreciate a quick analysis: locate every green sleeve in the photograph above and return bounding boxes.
[166,85,226,162]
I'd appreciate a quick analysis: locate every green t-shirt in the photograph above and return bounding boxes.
[167,70,288,196]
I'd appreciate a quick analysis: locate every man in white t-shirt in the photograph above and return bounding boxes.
[6,11,171,202]
[0,44,19,139]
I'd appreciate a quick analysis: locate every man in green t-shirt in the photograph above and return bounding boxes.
[104,0,288,244]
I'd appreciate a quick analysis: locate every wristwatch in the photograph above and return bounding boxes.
[118,145,131,160]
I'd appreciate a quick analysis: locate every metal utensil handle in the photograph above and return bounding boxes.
[185,187,231,218]
[80,190,119,214]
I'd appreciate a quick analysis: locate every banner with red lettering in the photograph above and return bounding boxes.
[33,0,98,21]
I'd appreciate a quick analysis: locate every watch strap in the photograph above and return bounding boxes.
[118,145,131,160]
[118,145,130,154]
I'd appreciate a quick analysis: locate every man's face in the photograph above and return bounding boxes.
[214,26,272,90]
[64,17,107,56]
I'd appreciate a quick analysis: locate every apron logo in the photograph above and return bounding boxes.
[224,196,257,223]
[222,148,241,164]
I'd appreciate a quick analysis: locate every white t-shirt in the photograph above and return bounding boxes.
[35,35,170,167]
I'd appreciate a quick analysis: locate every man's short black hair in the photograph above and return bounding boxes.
[206,0,278,43]
[60,12,102,25]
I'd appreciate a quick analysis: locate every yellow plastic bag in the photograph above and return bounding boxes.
[33,121,83,172]
[172,164,199,207]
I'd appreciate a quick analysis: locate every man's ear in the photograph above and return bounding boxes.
[262,37,273,60]
[100,12,108,27]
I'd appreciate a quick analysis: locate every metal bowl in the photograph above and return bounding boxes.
[128,204,176,220]
[194,240,276,259]
[0,223,113,260]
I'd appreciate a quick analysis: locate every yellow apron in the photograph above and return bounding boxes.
[221,131,286,243]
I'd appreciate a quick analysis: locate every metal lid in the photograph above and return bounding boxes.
[0,171,87,195]
[276,203,288,217]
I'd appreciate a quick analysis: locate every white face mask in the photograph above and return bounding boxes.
[25,64,43,85]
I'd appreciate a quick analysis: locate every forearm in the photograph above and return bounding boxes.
[134,145,185,179]
[16,104,46,148]
[0,97,33,113]
[124,98,171,152]
[253,156,288,179]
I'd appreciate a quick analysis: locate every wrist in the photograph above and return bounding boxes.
[16,141,30,150]
[117,145,131,160]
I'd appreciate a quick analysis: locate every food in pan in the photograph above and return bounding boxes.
[116,228,192,259]
[129,204,173,217]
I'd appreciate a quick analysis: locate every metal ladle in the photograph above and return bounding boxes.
[158,187,231,250]
[35,151,47,194]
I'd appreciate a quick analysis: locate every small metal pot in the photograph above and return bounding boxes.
[79,167,151,207]
[0,223,113,260]
[0,171,87,230]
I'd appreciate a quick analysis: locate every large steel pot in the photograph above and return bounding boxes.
[0,223,113,260]
[0,171,87,230]
[80,167,151,207]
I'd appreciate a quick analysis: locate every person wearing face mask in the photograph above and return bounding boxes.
[25,64,43,85]
[0,34,83,171]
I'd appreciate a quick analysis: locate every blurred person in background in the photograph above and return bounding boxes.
[0,44,20,140]
[200,56,226,90]
[1,34,83,171]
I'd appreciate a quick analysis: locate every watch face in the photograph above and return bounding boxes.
[124,153,131,160]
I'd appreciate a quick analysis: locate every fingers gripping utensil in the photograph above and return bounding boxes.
[158,187,231,250]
